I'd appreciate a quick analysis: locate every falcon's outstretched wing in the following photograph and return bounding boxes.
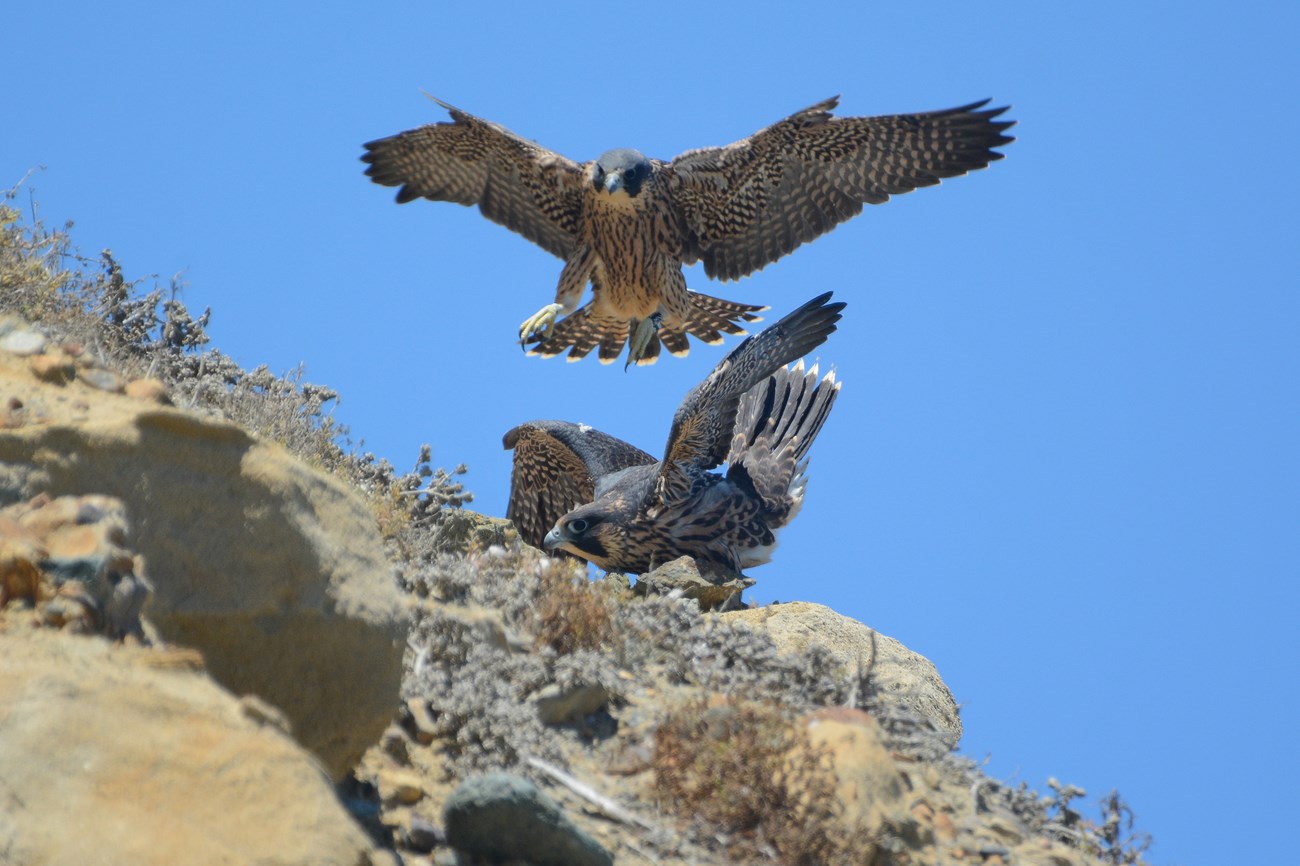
[504,421,656,549]
[363,97,588,260]
[668,98,1015,281]
[653,292,845,504]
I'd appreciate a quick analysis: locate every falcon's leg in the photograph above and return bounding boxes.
[625,312,663,370]
[519,245,594,348]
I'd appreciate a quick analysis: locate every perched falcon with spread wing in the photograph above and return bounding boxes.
[504,292,845,577]
[363,95,1013,367]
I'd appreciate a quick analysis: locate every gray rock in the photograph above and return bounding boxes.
[634,555,753,611]
[79,367,125,392]
[0,329,47,356]
[534,682,611,726]
[444,773,612,866]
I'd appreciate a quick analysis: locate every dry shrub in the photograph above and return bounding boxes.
[532,561,614,655]
[653,697,846,865]
[1094,790,1152,866]
[1044,779,1152,866]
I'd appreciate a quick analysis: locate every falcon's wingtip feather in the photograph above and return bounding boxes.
[808,95,841,113]
[419,91,459,114]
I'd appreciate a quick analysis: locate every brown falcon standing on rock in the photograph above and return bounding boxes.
[503,292,844,577]
[362,96,1013,367]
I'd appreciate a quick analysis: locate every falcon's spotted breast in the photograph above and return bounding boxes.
[363,96,1013,367]
[504,292,846,578]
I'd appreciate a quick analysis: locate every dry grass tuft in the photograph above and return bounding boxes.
[653,696,846,864]
[532,560,615,655]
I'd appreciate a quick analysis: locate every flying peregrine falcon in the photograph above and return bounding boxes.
[503,292,845,577]
[362,95,1014,367]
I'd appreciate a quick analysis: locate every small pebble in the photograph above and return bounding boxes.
[384,770,426,805]
[29,353,75,384]
[80,367,125,393]
[0,330,48,356]
[124,378,169,403]
[403,815,444,852]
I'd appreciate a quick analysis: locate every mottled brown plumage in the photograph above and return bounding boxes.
[363,95,1013,366]
[503,293,845,576]
[502,421,655,552]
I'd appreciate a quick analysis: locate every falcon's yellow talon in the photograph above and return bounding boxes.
[519,303,564,345]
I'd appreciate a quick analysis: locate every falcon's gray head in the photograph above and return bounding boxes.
[590,149,652,197]
[542,498,633,570]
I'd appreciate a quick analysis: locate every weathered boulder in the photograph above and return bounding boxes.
[723,601,962,745]
[0,627,379,866]
[0,350,406,779]
[444,772,613,866]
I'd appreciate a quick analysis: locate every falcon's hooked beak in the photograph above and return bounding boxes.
[603,173,624,195]
[544,522,594,561]
[543,526,567,551]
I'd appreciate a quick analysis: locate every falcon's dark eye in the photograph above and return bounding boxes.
[568,518,589,534]
[623,168,637,181]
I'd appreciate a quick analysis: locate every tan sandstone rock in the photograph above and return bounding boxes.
[723,601,962,745]
[799,707,910,847]
[124,377,170,403]
[1,494,152,637]
[0,350,406,779]
[0,627,379,866]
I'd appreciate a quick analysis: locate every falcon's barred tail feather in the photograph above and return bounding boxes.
[686,292,766,339]
[598,331,629,365]
[528,293,770,366]
[686,293,764,327]
[686,324,724,346]
[524,305,627,363]
[659,325,691,358]
[727,360,841,522]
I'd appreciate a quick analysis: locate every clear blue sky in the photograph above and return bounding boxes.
[7,3,1298,862]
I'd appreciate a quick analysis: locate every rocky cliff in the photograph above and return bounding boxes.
[0,206,1149,864]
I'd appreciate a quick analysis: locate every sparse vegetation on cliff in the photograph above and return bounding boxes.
[1,192,1153,866]
[0,181,470,532]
